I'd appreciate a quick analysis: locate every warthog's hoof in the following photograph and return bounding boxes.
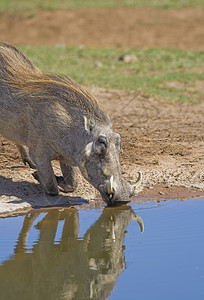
[32,171,41,183]
[56,176,76,193]
[46,189,59,197]
[32,171,59,196]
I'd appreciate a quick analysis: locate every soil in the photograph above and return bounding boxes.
[0,7,204,50]
[0,7,204,216]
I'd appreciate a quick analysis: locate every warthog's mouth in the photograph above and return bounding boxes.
[99,171,142,206]
[106,188,131,206]
[106,198,131,206]
[100,185,131,206]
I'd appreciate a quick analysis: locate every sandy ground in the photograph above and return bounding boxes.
[0,7,204,50]
[0,7,204,216]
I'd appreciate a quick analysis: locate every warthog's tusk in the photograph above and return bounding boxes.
[133,214,144,232]
[133,171,143,190]
[107,175,114,194]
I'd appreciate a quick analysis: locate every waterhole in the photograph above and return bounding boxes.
[0,198,204,300]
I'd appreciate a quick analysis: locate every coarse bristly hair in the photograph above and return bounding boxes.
[0,42,109,123]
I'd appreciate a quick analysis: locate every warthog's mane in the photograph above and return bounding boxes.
[0,42,108,123]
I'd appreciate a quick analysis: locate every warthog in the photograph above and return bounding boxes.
[0,42,141,204]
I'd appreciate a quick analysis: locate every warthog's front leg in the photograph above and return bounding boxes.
[31,147,59,196]
[56,162,77,193]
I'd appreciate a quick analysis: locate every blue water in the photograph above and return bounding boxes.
[0,198,204,300]
[112,199,204,300]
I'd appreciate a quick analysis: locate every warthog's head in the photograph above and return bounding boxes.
[79,116,140,205]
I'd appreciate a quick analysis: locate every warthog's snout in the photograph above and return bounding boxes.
[100,172,142,205]
[99,176,135,205]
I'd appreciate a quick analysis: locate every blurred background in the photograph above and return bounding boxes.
[0,0,204,101]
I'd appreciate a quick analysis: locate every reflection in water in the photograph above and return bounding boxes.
[0,206,143,300]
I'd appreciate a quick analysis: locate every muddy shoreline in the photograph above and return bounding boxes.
[1,186,204,218]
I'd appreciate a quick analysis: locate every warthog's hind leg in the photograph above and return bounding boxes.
[17,144,36,169]
[56,162,77,193]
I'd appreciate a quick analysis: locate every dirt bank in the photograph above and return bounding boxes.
[0,7,204,50]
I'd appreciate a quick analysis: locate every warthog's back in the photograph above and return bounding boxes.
[0,42,41,77]
[0,42,42,141]
[0,42,109,143]
[0,42,107,119]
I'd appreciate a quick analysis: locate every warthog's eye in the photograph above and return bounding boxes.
[93,136,109,157]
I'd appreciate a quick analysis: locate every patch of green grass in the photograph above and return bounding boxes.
[0,0,203,13]
[21,46,204,102]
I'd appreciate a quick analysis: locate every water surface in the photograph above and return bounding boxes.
[0,198,204,300]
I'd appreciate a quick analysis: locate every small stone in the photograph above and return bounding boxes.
[95,61,103,68]
[118,54,138,63]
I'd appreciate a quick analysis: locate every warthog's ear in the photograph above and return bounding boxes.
[83,115,95,133]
